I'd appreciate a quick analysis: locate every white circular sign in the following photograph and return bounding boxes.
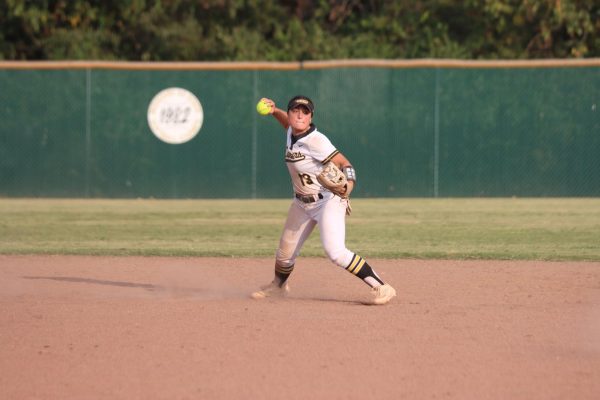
[147,87,204,144]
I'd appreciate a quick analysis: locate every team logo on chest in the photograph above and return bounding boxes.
[285,149,305,162]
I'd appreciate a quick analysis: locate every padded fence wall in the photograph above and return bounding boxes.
[0,63,598,198]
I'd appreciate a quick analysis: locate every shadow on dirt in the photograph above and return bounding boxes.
[21,276,218,298]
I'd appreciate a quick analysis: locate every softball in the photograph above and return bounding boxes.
[256,99,271,115]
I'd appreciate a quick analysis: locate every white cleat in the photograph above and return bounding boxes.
[371,283,396,305]
[251,281,289,299]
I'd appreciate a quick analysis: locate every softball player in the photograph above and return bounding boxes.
[251,95,396,305]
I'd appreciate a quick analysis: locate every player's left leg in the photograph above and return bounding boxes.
[317,197,396,304]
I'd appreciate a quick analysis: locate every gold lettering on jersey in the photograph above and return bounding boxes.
[285,150,305,162]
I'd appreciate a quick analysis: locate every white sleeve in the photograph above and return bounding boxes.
[307,132,339,164]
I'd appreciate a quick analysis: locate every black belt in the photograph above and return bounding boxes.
[295,193,324,203]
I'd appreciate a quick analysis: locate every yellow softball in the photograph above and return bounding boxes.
[256,99,271,115]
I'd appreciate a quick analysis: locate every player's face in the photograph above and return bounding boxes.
[288,106,312,134]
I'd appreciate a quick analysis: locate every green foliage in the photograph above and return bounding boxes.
[0,0,598,60]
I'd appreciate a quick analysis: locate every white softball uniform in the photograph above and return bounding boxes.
[276,124,354,269]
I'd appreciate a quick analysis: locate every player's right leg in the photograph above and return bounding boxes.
[251,202,315,299]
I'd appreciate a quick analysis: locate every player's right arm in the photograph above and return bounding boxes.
[260,98,289,129]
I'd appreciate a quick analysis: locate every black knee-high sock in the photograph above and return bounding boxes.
[345,254,384,288]
[274,263,294,287]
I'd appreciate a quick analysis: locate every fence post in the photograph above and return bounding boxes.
[251,70,258,199]
[433,68,440,198]
[85,68,92,198]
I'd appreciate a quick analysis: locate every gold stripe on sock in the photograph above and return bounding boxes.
[346,255,360,272]
[352,259,366,275]
[275,264,294,274]
[348,256,364,274]
[276,265,294,272]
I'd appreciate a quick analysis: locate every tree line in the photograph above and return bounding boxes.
[0,0,598,61]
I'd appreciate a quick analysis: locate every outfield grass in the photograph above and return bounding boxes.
[0,198,598,261]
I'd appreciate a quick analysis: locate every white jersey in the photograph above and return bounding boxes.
[284,124,339,196]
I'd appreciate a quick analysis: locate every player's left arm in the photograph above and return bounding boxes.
[330,152,355,197]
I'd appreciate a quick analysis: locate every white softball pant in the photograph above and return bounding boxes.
[276,192,354,269]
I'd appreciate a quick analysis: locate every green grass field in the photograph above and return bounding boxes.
[0,198,598,261]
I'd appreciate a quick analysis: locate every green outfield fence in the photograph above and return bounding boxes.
[0,59,599,198]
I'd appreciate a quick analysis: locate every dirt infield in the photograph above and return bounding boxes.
[1,255,599,400]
